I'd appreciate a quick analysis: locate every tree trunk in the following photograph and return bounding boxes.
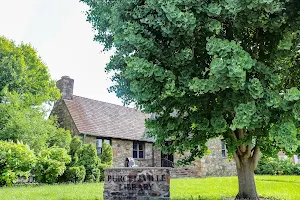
[232,130,261,199]
[235,158,258,199]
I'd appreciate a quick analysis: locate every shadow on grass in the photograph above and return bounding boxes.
[171,196,280,200]
[171,196,230,200]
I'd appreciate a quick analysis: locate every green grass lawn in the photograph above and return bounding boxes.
[0,176,299,200]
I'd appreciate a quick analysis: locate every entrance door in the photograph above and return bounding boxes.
[161,153,174,167]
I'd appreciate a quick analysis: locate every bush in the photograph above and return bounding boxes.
[70,137,82,156]
[255,156,297,175]
[98,142,113,181]
[100,142,113,165]
[293,164,300,175]
[46,125,72,151]
[34,147,71,184]
[65,166,86,183]
[77,144,101,182]
[0,141,36,186]
[99,163,110,181]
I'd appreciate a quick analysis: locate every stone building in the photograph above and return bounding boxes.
[51,76,236,177]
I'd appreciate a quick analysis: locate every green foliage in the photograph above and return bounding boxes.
[293,164,300,175]
[0,141,36,186]
[0,92,71,152]
[0,36,60,105]
[0,36,70,153]
[99,142,113,165]
[255,156,298,175]
[70,136,82,157]
[98,163,110,182]
[77,144,101,183]
[98,142,113,182]
[81,0,300,166]
[64,166,86,183]
[34,147,71,184]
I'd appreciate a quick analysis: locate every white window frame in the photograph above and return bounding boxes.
[221,141,227,158]
[133,141,144,159]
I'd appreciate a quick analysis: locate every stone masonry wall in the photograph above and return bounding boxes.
[201,138,236,176]
[112,139,158,168]
[171,138,236,177]
[51,100,80,137]
[104,167,170,200]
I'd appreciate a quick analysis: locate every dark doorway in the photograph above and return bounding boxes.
[161,153,174,167]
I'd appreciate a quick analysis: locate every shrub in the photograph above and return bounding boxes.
[100,142,113,165]
[65,166,86,183]
[46,125,72,151]
[293,163,300,175]
[0,141,36,186]
[255,156,297,175]
[98,142,113,181]
[99,163,110,181]
[70,136,82,156]
[77,144,101,182]
[34,147,71,184]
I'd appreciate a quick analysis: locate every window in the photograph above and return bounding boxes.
[221,141,227,158]
[133,142,144,159]
[96,138,111,155]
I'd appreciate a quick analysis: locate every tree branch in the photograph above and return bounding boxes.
[245,143,252,158]
[233,151,241,169]
[237,129,246,153]
[251,146,260,170]
[239,144,246,153]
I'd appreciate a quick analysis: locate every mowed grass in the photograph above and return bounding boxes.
[0,176,299,200]
[171,176,300,200]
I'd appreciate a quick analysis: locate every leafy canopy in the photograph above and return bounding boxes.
[0,36,71,152]
[81,0,300,162]
[0,36,60,105]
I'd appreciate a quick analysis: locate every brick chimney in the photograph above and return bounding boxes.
[56,76,74,100]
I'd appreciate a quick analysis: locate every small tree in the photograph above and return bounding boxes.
[81,0,300,198]
[99,142,113,181]
[100,142,113,165]
[77,144,101,182]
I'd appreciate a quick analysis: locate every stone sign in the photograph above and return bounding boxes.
[104,167,170,200]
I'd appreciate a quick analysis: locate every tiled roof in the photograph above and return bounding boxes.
[64,95,153,142]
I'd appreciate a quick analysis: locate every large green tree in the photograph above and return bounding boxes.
[0,36,70,151]
[81,0,300,198]
[0,36,59,105]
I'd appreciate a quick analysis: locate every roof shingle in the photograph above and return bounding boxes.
[64,96,153,142]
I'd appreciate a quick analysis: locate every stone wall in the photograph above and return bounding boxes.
[201,138,236,176]
[83,135,97,144]
[104,167,170,200]
[51,100,80,137]
[171,138,236,177]
[111,139,160,168]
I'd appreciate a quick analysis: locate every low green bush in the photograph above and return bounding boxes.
[99,163,110,181]
[65,166,86,183]
[255,156,298,175]
[34,147,71,184]
[293,163,300,175]
[0,141,36,186]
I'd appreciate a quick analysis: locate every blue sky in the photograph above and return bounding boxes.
[0,0,122,105]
